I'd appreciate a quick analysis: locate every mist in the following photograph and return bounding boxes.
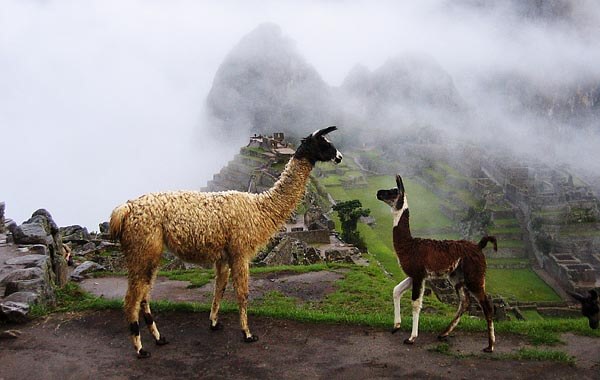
[2,0,599,230]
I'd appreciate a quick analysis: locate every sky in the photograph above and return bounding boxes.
[1,0,599,230]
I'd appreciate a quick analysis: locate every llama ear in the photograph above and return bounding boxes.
[590,289,598,301]
[312,126,337,138]
[395,175,405,193]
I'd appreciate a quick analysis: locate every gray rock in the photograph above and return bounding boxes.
[12,223,53,245]
[0,267,45,285]
[70,261,105,281]
[99,222,110,234]
[5,254,47,267]
[1,267,54,303]
[3,291,40,305]
[323,246,363,264]
[28,244,48,255]
[60,225,91,242]
[0,301,30,323]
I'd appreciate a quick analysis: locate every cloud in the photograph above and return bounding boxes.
[1,0,598,229]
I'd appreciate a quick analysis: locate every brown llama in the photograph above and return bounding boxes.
[376,174,498,352]
[568,289,599,329]
[110,126,342,358]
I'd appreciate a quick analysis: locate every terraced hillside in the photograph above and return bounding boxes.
[318,150,562,306]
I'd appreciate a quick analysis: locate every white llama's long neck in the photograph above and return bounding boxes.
[257,157,313,227]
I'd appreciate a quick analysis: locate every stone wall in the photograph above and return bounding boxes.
[0,209,68,323]
[285,229,330,244]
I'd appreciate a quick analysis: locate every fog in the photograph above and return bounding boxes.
[1,0,599,230]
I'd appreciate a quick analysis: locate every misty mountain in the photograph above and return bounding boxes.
[206,23,338,140]
[207,25,465,143]
[480,71,600,131]
[340,55,465,130]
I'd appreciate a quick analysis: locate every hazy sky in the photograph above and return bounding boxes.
[1,0,599,230]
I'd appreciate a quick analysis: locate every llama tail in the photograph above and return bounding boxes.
[478,236,498,252]
[109,203,132,241]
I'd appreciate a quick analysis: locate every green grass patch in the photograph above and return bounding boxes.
[486,269,561,302]
[503,348,575,365]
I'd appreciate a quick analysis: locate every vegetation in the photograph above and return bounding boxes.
[332,199,370,250]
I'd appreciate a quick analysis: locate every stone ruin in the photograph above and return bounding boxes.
[480,153,600,294]
[1,208,68,323]
[0,204,122,323]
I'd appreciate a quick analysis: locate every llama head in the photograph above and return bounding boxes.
[376,174,409,225]
[569,289,599,329]
[294,126,343,165]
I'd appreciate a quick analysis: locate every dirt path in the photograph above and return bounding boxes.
[1,310,598,380]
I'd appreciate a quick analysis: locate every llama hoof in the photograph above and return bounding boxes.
[403,338,415,345]
[155,336,169,346]
[210,321,223,331]
[483,347,494,353]
[137,349,151,359]
[243,334,259,343]
[437,335,448,341]
[391,327,401,334]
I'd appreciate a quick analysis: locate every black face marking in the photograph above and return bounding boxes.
[130,322,140,336]
[376,188,403,209]
[294,126,341,165]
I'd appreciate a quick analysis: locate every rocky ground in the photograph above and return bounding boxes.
[1,309,599,380]
[1,270,599,379]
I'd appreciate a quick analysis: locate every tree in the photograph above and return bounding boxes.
[333,200,370,251]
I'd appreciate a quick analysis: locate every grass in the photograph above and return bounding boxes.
[325,174,456,278]
[486,268,561,302]
[429,343,575,365]
[502,348,575,366]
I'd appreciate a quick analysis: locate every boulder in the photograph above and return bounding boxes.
[60,225,91,243]
[0,301,30,323]
[1,267,54,303]
[5,254,47,268]
[3,291,40,305]
[12,223,53,245]
[13,209,68,287]
[70,261,106,281]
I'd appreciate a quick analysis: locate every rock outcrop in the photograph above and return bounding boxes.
[0,209,68,323]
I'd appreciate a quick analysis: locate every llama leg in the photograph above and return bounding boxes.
[471,289,495,353]
[392,277,413,333]
[125,277,151,358]
[438,284,470,340]
[405,279,425,345]
[141,295,168,346]
[209,259,230,331]
[231,258,258,343]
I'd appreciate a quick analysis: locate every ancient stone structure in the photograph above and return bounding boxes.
[480,153,600,293]
[0,209,68,323]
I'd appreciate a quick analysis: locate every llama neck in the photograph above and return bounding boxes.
[393,209,413,245]
[257,157,313,226]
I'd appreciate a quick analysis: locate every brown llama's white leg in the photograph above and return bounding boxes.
[438,284,470,340]
[405,279,425,345]
[392,277,413,333]
[209,259,230,330]
[231,258,258,342]
[473,289,495,353]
